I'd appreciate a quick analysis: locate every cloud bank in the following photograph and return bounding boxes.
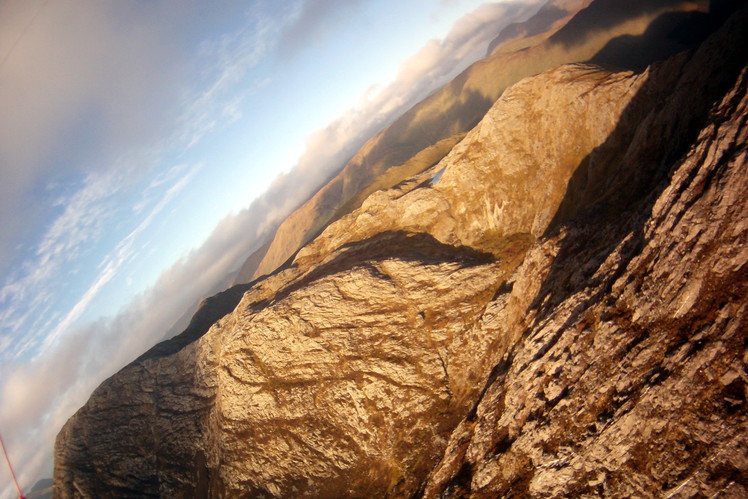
[0,0,178,274]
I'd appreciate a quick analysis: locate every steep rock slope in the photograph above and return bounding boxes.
[418,8,748,497]
[245,0,710,282]
[55,7,747,499]
[423,44,748,499]
[295,64,648,266]
[55,232,523,497]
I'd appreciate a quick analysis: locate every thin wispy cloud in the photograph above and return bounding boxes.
[0,1,283,366]
[177,6,279,152]
[0,170,122,347]
[276,0,364,59]
[39,163,203,355]
[0,0,186,273]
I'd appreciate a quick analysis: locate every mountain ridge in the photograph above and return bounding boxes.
[240,0,712,283]
[54,2,747,497]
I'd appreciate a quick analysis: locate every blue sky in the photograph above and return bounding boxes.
[0,0,542,494]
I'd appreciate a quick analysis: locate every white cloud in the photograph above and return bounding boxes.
[0,169,123,361]
[0,0,185,272]
[0,0,280,363]
[40,163,203,354]
[0,0,269,275]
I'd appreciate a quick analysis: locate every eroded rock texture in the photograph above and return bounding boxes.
[55,6,748,499]
[56,232,523,498]
[423,67,748,499]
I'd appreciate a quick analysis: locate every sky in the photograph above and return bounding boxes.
[0,0,543,495]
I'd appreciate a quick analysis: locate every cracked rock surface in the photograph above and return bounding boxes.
[422,9,748,497]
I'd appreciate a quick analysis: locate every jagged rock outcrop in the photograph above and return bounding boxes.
[55,5,747,498]
[418,7,748,497]
[295,64,649,267]
[55,231,526,497]
[423,55,748,499]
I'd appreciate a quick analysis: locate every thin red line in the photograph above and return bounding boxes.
[0,433,24,498]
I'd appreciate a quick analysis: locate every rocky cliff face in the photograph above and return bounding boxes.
[55,5,747,499]
[422,32,748,499]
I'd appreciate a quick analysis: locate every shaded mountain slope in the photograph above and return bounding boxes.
[55,6,747,498]
[485,0,585,56]
[233,237,272,287]
[134,283,252,364]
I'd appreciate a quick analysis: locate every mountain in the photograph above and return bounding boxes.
[26,478,53,499]
[239,0,715,283]
[485,0,592,56]
[232,237,273,286]
[54,3,747,497]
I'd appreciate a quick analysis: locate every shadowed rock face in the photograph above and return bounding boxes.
[55,6,747,499]
[420,8,748,497]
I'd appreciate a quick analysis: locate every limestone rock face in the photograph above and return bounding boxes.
[419,9,748,497]
[422,64,748,499]
[295,64,648,268]
[55,6,748,499]
[55,232,522,498]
